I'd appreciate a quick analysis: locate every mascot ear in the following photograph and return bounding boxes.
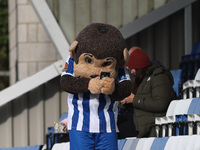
[121,48,129,68]
[69,41,78,58]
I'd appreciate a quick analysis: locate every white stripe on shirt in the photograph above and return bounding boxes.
[89,94,100,132]
[76,93,83,131]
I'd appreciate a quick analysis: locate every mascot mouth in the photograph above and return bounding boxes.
[90,74,99,78]
[90,72,110,79]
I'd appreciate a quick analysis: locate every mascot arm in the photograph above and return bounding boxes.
[88,76,115,95]
[109,80,132,101]
[60,75,90,94]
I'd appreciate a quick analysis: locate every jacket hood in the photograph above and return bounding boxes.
[145,63,174,86]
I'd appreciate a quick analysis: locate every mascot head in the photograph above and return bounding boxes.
[69,23,129,79]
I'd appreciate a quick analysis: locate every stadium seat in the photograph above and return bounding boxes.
[191,41,200,55]
[187,98,200,114]
[166,100,179,116]
[173,99,192,115]
[155,98,200,137]
[180,41,200,82]
[170,69,183,98]
[195,68,200,80]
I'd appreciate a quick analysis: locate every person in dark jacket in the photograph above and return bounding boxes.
[121,47,177,138]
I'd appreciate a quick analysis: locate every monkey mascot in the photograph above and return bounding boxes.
[60,23,132,150]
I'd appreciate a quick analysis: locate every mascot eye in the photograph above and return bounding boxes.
[102,61,111,67]
[85,57,94,64]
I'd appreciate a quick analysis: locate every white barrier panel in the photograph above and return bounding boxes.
[51,135,200,150]
[52,142,70,150]
[173,99,192,115]
[166,100,179,116]
[140,138,155,150]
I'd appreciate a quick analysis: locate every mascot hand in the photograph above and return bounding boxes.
[88,77,102,94]
[101,77,115,95]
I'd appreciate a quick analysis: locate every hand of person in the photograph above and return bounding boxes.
[121,93,135,104]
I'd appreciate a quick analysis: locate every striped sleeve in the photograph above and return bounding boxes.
[118,67,131,82]
[61,56,74,76]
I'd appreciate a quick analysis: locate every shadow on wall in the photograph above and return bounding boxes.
[0,76,62,125]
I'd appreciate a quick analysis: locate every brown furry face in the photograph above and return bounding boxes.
[74,23,127,70]
[74,53,118,79]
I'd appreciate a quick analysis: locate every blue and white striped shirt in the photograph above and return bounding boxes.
[62,57,130,133]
